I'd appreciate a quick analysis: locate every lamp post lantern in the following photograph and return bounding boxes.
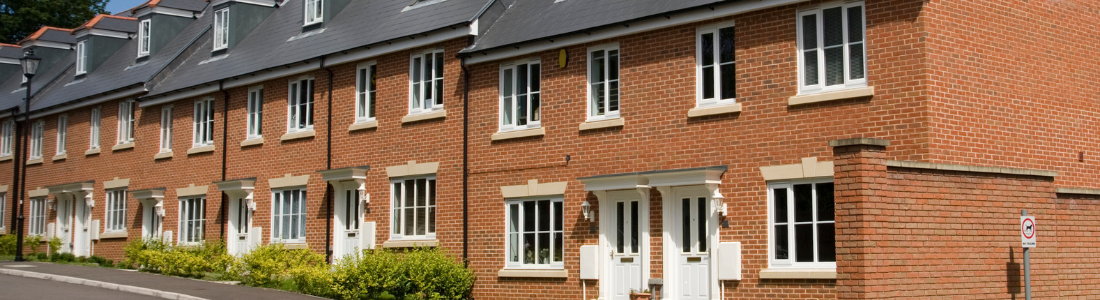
[14,49,41,262]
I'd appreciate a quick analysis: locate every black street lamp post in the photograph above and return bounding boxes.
[14,49,41,262]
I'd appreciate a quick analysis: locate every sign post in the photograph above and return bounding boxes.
[1021,210,1035,300]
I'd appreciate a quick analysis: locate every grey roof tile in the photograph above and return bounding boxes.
[0,51,75,112]
[37,29,77,44]
[96,17,140,33]
[0,46,21,59]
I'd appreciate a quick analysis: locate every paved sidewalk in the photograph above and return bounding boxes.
[0,262,322,300]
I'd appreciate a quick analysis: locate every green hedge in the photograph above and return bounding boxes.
[121,239,232,278]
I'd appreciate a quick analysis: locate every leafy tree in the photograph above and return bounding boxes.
[0,0,109,44]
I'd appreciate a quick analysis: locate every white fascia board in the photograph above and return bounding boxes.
[140,84,220,107]
[466,0,810,65]
[75,29,131,39]
[134,7,197,18]
[323,26,472,67]
[223,60,322,90]
[23,40,71,50]
[30,86,147,119]
[212,0,277,7]
[0,58,17,65]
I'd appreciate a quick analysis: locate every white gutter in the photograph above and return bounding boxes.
[30,85,147,119]
[465,0,809,65]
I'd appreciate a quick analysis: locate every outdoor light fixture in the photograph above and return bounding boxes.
[581,200,592,222]
[20,50,41,77]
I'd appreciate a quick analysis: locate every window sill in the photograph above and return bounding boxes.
[491,127,545,141]
[26,158,43,165]
[240,137,265,147]
[281,130,316,142]
[401,110,447,124]
[52,154,67,161]
[758,268,837,279]
[349,120,378,132]
[154,151,174,160]
[688,103,742,117]
[0,227,5,235]
[278,243,309,250]
[112,142,135,151]
[497,268,568,278]
[382,239,439,248]
[100,231,128,239]
[85,148,100,156]
[187,145,215,155]
[788,86,875,106]
[0,155,11,162]
[578,117,625,131]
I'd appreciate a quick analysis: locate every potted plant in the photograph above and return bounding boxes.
[629,288,652,300]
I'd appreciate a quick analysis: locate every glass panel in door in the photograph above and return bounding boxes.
[612,200,642,300]
[679,197,710,300]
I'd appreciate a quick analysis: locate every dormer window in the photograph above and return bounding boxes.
[214,8,229,51]
[138,19,151,57]
[304,0,323,26]
[76,41,87,75]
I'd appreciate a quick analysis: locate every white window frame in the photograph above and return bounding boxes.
[159,105,173,152]
[138,19,151,57]
[767,178,836,270]
[117,100,135,144]
[303,0,323,26]
[76,41,87,75]
[796,2,867,94]
[498,58,542,132]
[287,76,314,133]
[272,188,307,243]
[696,21,737,107]
[29,120,43,160]
[192,99,214,148]
[355,62,377,123]
[105,189,127,233]
[246,86,263,139]
[178,197,206,245]
[2,119,14,156]
[586,43,621,121]
[504,196,564,269]
[89,106,101,150]
[0,193,6,229]
[29,198,47,235]
[389,176,436,241]
[408,49,445,115]
[213,8,230,50]
[55,114,67,156]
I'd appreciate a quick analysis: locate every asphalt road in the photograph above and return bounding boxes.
[0,273,162,300]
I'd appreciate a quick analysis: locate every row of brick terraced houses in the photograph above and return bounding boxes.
[1,0,1098,299]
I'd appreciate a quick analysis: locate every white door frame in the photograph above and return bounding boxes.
[54,196,72,253]
[332,180,367,259]
[597,188,650,300]
[72,192,93,257]
[140,199,164,239]
[227,195,253,256]
[659,185,720,300]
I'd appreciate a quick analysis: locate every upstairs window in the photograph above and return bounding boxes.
[1,119,13,156]
[214,8,229,50]
[193,99,214,147]
[499,59,541,131]
[76,41,87,75]
[160,105,173,152]
[30,120,43,160]
[587,44,620,120]
[118,100,135,144]
[409,49,444,114]
[89,107,100,150]
[105,189,127,233]
[798,2,866,94]
[138,19,151,57]
[247,86,263,139]
[304,0,323,26]
[697,23,736,106]
[355,63,376,122]
[288,77,314,132]
[390,177,436,240]
[769,179,836,269]
[55,114,67,156]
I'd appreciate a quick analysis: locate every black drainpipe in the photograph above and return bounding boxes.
[220,80,229,241]
[321,56,335,263]
[9,107,21,231]
[460,55,470,266]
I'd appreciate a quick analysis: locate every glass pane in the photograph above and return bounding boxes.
[795,223,814,262]
[424,55,433,101]
[538,232,550,264]
[369,65,377,117]
[531,93,541,122]
[392,183,401,234]
[616,202,624,253]
[416,207,426,235]
[719,27,735,63]
[698,197,707,252]
[847,6,864,43]
[553,201,562,231]
[435,79,444,106]
[553,232,563,262]
[702,66,714,99]
[404,207,415,236]
[517,95,527,126]
[502,69,513,124]
[529,64,540,91]
[804,50,818,85]
[517,65,528,125]
[404,180,415,207]
[416,179,427,206]
[429,180,436,206]
[801,14,817,49]
[816,183,835,221]
[412,59,421,107]
[523,201,536,233]
[434,53,444,80]
[700,33,714,67]
[794,184,813,222]
[428,207,436,233]
[720,64,735,100]
[849,44,865,80]
[509,233,519,262]
[817,223,836,262]
[681,198,690,253]
[773,188,788,223]
[523,233,535,264]
[273,194,281,237]
[630,201,638,254]
[592,83,605,116]
[608,81,619,112]
[823,7,843,47]
[591,51,605,82]
[608,50,619,80]
[825,47,845,86]
[509,204,519,234]
[538,200,550,231]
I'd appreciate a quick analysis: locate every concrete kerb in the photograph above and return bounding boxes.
[0,267,208,300]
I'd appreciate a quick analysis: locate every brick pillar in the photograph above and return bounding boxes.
[829,138,889,300]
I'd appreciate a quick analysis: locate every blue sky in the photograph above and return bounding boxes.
[106,0,148,15]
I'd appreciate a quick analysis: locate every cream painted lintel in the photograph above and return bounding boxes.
[759,157,834,181]
[0,185,7,193]
[269,174,310,189]
[28,187,49,198]
[386,161,440,178]
[104,177,131,190]
[497,269,569,278]
[501,179,568,198]
[176,184,210,197]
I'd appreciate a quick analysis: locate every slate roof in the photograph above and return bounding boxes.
[25,7,212,112]
[462,0,723,52]
[0,51,75,112]
[75,15,140,33]
[131,0,208,14]
[146,0,489,98]
[0,45,21,59]
[20,27,76,44]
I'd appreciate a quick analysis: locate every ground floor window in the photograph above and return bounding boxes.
[29,198,47,235]
[273,188,307,243]
[179,197,206,244]
[769,179,835,268]
[390,177,436,240]
[505,197,564,268]
[105,189,127,232]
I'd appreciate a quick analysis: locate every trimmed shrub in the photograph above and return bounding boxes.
[51,252,75,263]
[398,248,474,300]
[231,243,325,288]
[0,234,15,255]
[48,237,62,255]
[25,235,43,255]
[120,239,232,278]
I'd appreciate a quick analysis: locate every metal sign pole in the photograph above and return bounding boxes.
[1022,209,1030,300]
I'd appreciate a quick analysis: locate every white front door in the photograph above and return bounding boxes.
[56,197,72,253]
[672,192,714,300]
[142,200,162,240]
[73,195,91,257]
[229,198,251,256]
[611,199,643,300]
[336,189,361,259]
